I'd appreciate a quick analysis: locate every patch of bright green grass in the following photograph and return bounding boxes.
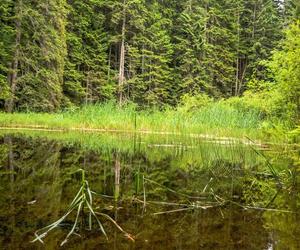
[0,101,266,139]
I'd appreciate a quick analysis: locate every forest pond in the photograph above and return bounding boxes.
[0,131,299,249]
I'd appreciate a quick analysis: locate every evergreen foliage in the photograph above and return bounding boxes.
[1,0,68,112]
[0,0,298,117]
[0,0,14,102]
[64,0,111,106]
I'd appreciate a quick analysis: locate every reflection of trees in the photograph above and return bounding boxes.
[107,206,269,250]
[0,136,64,248]
[0,135,299,249]
[262,149,300,250]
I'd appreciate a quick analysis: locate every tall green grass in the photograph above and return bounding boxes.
[0,101,265,139]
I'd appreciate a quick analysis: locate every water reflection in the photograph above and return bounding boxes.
[0,133,299,249]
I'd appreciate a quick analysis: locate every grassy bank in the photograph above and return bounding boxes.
[0,102,288,141]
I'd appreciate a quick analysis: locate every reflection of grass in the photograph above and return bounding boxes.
[32,169,133,246]
[0,102,264,139]
[0,129,264,166]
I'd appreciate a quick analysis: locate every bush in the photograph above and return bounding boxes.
[177,93,213,113]
[224,88,284,119]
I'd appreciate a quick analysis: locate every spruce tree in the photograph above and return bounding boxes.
[0,0,14,106]
[108,0,148,104]
[175,0,237,98]
[141,1,174,107]
[283,0,300,22]
[238,0,283,91]
[5,0,68,112]
[174,0,212,96]
[64,0,111,106]
[108,0,175,107]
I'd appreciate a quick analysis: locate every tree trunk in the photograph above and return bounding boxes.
[235,7,240,96]
[118,0,126,105]
[108,45,112,81]
[85,70,90,105]
[142,43,145,75]
[203,2,208,56]
[252,2,257,39]
[5,1,22,113]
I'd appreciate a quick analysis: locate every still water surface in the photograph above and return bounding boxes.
[0,132,299,249]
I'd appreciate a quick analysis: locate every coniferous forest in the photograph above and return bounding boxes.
[0,0,299,139]
[1,1,300,248]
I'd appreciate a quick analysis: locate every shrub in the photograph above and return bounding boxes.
[177,93,213,113]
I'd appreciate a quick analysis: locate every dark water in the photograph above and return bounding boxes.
[0,133,299,250]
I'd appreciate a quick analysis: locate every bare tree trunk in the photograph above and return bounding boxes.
[142,43,145,75]
[5,1,22,113]
[235,7,241,96]
[107,46,112,81]
[238,62,247,94]
[252,2,257,39]
[235,58,239,96]
[85,70,90,105]
[203,2,208,56]
[118,0,126,105]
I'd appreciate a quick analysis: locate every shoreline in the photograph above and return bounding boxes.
[0,125,296,148]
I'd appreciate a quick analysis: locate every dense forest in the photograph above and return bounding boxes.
[0,2,300,247]
[0,0,299,119]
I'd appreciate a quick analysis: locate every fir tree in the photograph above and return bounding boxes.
[141,1,174,107]
[174,0,212,96]
[64,0,111,106]
[0,0,14,107]
[238,0,283,91]
[7,0,68,112]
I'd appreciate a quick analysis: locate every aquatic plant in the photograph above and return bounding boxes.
[32,169,133,246]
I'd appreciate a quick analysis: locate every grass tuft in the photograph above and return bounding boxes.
[32,169,134,246]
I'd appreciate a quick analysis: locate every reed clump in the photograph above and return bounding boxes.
[0,101,267,140]
[32,169,133,246]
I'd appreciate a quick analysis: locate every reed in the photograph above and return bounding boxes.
[0,101,266,139]
[32,169,133,246]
